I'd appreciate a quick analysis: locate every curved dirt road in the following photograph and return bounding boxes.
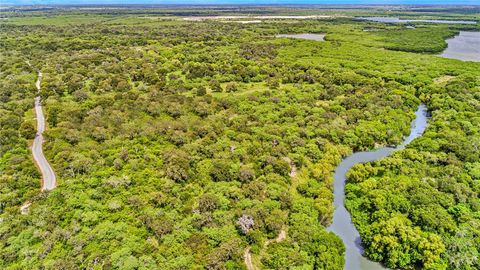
[32,71,56,190]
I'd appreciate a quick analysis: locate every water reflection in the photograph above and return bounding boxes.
[440,31,480,62]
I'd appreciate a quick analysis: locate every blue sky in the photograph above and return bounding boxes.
[3,0,480,5]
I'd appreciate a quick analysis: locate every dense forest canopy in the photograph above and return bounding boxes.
[0,5,479,270]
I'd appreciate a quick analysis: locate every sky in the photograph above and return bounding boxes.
[3,0,480,5]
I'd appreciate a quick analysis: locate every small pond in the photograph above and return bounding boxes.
[275,33,325,41]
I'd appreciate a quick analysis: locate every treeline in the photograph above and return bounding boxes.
[377,27,458,53]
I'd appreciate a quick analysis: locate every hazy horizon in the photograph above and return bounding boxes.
[3,1,480,6]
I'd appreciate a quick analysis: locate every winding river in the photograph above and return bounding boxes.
[327,104,429,270]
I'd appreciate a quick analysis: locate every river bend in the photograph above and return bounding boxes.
[328,104,428,270]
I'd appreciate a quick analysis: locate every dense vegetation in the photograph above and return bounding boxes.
[346,75,480,269]
[0,55,40,210]
[0,5,479,270]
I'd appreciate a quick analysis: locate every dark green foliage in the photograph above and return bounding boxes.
[375,28,457,53]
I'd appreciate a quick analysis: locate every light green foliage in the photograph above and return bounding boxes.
[1,5,479,270]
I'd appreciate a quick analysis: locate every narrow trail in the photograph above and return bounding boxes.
[244,159,293,269]
[20,68,57,214]
[244,247,256,270]
[283,157,297,177]
[20,202,31,215]
[244,229,287,270]
[264,229,286,247]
